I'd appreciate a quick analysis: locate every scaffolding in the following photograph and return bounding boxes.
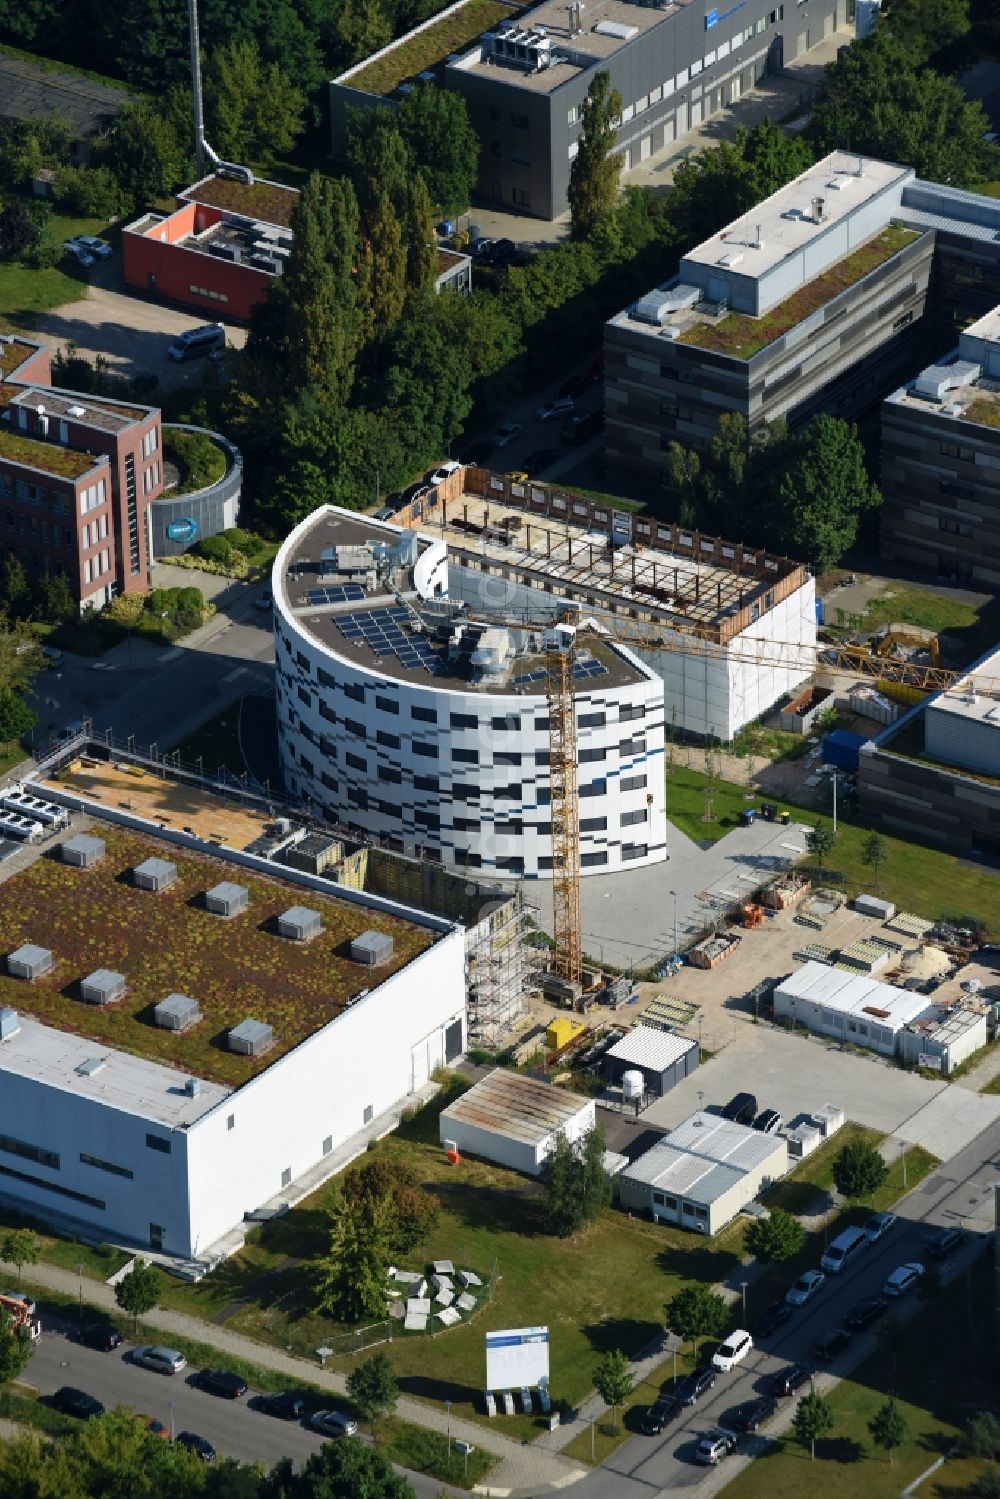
[546,643,583,985]
[466,889,532,1048]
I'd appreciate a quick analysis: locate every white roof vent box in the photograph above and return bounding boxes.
[633,283,699,325]
[914,359,981,403]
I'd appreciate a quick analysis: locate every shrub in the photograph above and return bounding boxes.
[196,535,232,564]
[163,428,227,494]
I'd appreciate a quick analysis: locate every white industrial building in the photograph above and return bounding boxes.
[897,1003,988,1076]
[773,962,930,1058]
[617,1111,788,1235]
[274,506,668,879]
[438,1068,595,1176]
[274,494,816,877]
[924,644,1000,777]
[0,808,466,1265]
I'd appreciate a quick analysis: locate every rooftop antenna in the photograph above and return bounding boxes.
[187,0,254,185]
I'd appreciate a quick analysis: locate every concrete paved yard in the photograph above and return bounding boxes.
[642,1024,1000,1163]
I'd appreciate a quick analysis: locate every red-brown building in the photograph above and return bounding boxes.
[121,172,299,322]
[0,335,162,609]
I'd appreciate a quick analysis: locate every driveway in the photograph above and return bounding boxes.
[641,1025,1000,1163]
[13,259,246,391]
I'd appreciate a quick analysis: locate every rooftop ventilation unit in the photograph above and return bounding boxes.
[277,905,322,942]
[80,969,127,1007]
[185,1076,201,1097]
[228,1018,274,1057]
[209,241,240,262]
[594,18,638,38]
[133,857,178,892]
[154,993,203,1032]
[7,944,54,981]
[351,930,395,967]
[0,1009,20,1041]
[811,196,827,223]
[490,24,555,70]
[62,833,105,868]
[913,359,981,403]
[75,1056,106,1078]
[204,881,248,917]
[68,405,86,418]
[717,251,744,268]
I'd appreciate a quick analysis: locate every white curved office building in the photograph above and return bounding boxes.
[273,506,667,879]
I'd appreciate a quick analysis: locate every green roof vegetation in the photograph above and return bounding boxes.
[0,339,36,378]
[184,176,299,229]
[679,224,923,360]
[0,428,102,480]
[347,0,516,96]
[0,825,433,1086]
[962,393,1000,430]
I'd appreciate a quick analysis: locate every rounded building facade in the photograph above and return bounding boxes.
[273,507,667,879]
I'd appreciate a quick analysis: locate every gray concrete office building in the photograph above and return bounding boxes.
[331,0,844,222]
[605,152,935,483]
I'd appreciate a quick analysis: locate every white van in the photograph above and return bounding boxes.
[821,1225,868,1274]
[167,323,225,362]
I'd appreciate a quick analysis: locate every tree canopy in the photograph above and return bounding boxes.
[398,83,479,216]
[743,1207,806,1264]
[869,1396,908,1464]
[664,1284,728,1351]
[114,1260,161,1329]
[832,1139,889,1200]
[318,1189,392,1322]
[593,1348,634,1430]
[793,1389,834,1460]
[541,1124,611,1237]
[568,70,623,240]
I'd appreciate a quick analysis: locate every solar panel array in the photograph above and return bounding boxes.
[306,583,365,607]
[512,652,608,687]
[337,607,449,674]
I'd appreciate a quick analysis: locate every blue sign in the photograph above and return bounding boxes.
[705,8,718,26]
[166,517,199,543]
[706,0,745,24]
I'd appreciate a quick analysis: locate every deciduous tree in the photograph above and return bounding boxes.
[205,37,305,161]
[743,1208,806,1264]
[568,70,622,240]
[869,1396,908,1464]
[664,1284,727,1353]
[793,1388,833,1459]
[398,83,479,216]
[773,414,881,573]
[340,1155,439,1255]
[0,686,36,745]
[0,1229,39,1283]
[114,1259,161,1332]
[806,822,836,871]
[318,1191,392,1323]
[861,831,889,890]
[832,1139,888,1201]
[346,1350,398,1429]
[541,1124,610,1237]
[593,1348,634,1432]
[0,1314,31,1385]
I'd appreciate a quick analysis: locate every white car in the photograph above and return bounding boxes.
[62,240,94,269]
[535,395,574,422]
[133,1345,187,1375]
[428,460,461,486]
[711,1329,753,1373]
[864,1211,897,1243]
[73,234,113,260]
[310,1409,358,1437]
[883,1262,923,1298]
[785,1269,826,1306]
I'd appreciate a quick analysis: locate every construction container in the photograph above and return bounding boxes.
[546,1017,584,1051]
[133,857,177,892]
[852,894,896,921]
[778,684,835,734]
[689,932,741,970]
[848,683,898,725]
[228,1018,274,1056]
[205,881,249,918]
[277,905,322,941]
[61,834,104,867]
[281,833,343,876]
[154,993,203,1032]
[821,729,870,772]
[80,968,126,1006]
[350,930,394,966]
[7,944,53,980]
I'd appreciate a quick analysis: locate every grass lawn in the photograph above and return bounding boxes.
[0,740,28,778]
[861,585,984,638]
[170,701,249,778]
[348,0,515,94]
[0,1212,129,1282]
[664,765,1000,935]
[0,209,110,331]
[723,1248,995,1499]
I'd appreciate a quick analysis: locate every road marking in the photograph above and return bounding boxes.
[157,648,183,664]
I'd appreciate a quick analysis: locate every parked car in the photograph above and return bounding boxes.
[767,1364,812,1398]
[754,1108,782,1134]
[254,590,273,611]
[493,421,522,448]
[883,1262,924,1298]
[177,1432,216,1463]
[732,1395,778,1434]
[525,447,558,472]
[51,1387,105,1419]
[258,1390,307,1421]
[41,645,64,665]
[428,460,462,486]
[641,1392,679,1434]
[785,1269,825,1306]
[373,506,395,521]
[195,1368,248,1400]
[74,234,113,260]
[722,1092,758,1126]
[62,239,95,268]
[812,1327,853,1362]
[535,395,574,423]
[167,323,225,363]
[484,238,516,266]
[695,1427,739,1465]
[132,1345,187,1375]
[845,1297,888,1332]
[755,1301,793,1338]
[310,1409,358,1437]
[467,237,496,260]
[678,1366,716,1405]
[864,1210,896,1243]
[79,1322,122,1352]
[927,1227,965,1261]
[560,407,604,444]
[711,1329,753,1373]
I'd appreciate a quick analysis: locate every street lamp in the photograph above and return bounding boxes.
[669,889,678,958]
[740,1281,748,1321]
[170,1402,175,1442]
[445,1399,452,1458]
[77,1262,83,1323]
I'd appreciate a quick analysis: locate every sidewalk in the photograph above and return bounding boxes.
[951,1044,1000,1095]
[533,1332,679,1455]
[9,1258,585,1495]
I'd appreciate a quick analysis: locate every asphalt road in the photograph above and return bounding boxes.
[28,579,276,757]
[576,1115,1000,1498]
[23,1320,462,1498]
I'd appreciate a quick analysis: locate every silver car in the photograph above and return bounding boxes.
[133,1345,187,1375]
[310,1409,358,1437]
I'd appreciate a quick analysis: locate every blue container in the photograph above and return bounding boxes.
[815,597,825,625]
[821,729,869,772]
[437,219,456,238]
